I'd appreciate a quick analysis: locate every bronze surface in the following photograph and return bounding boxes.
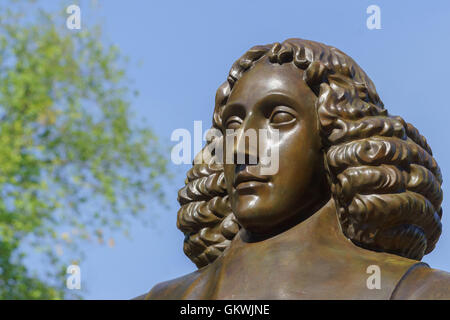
[144,38,449,300]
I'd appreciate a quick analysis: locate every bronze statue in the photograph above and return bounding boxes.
[143,38,450,299]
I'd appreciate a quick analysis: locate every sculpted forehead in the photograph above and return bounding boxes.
[227,58,315,107]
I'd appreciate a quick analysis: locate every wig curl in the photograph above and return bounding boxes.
[177,38,443,268]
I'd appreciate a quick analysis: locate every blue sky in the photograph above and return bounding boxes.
[34,0,450,299]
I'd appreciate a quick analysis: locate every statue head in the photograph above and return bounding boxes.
[177,38,443,268]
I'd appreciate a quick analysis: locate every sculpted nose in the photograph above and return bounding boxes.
[233,116,259,166]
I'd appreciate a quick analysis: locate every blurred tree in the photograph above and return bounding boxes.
[0,1,169,299]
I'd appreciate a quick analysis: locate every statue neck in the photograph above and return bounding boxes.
[235,198,348,249]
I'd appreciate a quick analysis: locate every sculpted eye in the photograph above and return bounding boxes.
[270,107,296,126]
[225,116,242,130]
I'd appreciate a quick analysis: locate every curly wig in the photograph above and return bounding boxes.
[177,38,443,268]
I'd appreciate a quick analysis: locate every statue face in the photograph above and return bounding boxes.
[222,58,328,235]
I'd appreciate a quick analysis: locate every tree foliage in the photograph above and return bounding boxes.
[0,2,168,299]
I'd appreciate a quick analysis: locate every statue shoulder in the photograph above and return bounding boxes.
[391,264,450,299]
[143,268,206,300]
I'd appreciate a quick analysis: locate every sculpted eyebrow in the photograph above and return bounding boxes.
[254,92,299,117]
[221,102,246,123]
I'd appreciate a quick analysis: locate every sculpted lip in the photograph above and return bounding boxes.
[233,170,268,190]
[235,181,267,192]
